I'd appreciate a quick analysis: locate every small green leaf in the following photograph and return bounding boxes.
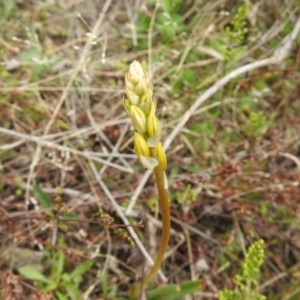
[101,271,108,296]
[18,266,49,284]
[61,213,79,221]
[61,273,71,283]
[56,290,69,300]
[57,251,65,275]
[65,282,81,299]
[147,280,202,300]
[69,260,93,281]
[46,280,59,291]
[18,48,48,75]
[33,185,51,208]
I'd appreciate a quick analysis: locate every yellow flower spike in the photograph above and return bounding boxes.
[147,113,160,138]
[125,61,170,298]
[130,105,147,133]
[155,142,167,171]
[134,132,150,157]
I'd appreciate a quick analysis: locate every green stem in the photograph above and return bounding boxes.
[132,164,170,298]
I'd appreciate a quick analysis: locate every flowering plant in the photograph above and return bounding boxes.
[124,61,170,298]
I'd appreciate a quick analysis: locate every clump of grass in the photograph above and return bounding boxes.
[18,237,93,300]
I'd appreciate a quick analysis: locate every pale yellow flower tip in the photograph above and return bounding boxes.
[155,142,167,171]
[127,61,146,85]
[134,132,150,157]
[130,105,147,133]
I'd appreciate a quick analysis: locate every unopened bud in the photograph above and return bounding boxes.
[126,76,147,98]
[130,105,147,133]
[139,94,155,116]
[147,113,160,138]
[127,61,145,84]
[134,132,150,157]
[123,98,131,115]
[155,142,167,171]
[126,89,140,105]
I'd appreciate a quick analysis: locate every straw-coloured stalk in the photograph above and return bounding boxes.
[124,61,170,298]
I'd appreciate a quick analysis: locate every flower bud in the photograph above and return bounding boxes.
[126,76,147,98]
[147,113,160,138]
[139,93,155,116]
[155,142,167,171]
[125,61,151,99]
[130,105,147,133]
[126,88,140,105]
[127,61,145,84]
[123,98,131,115]
[134,132,150,157]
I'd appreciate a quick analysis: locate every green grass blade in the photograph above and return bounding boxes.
[68,260,93,281]
[147,280,202,300]
[18,266,49,284]
[33,185,52,208]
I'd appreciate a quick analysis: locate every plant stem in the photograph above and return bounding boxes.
[132,164,170,298]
